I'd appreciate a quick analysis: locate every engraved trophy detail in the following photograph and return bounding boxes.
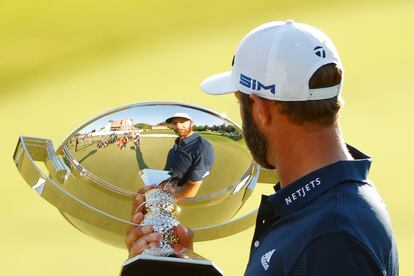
[140,187,179,257]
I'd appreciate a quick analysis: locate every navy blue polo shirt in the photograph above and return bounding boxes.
[245,145,398,276]
[164,133,214,187]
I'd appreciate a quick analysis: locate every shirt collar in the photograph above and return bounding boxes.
[175,133,200,146]
[268,144,372,219]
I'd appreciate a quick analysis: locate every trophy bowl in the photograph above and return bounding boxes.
[13,102,277,275]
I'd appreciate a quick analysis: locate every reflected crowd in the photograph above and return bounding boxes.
[68,130,143,151]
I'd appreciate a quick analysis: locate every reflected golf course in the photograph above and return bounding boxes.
[68,132,250,196]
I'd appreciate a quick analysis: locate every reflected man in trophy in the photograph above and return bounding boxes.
[163,112,215,199]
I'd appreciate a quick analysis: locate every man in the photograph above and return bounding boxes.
[126,20,398,275]
[162,112,215,199]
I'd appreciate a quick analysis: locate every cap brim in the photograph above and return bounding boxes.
[166,116,192,123]
[200,71,236,95]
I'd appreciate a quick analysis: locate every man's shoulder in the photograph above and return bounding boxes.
[302,181,396,271]
[305,180,392,234]
[323,180,390,223]
[195,135,214,150]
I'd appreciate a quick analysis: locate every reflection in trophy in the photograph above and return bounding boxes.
[163,112,215,199]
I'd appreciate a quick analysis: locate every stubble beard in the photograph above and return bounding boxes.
[175,125,192,139]
[241,100,275,170]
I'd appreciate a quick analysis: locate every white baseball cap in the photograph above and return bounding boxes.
[200,20,343,101]
[166,113,193,123]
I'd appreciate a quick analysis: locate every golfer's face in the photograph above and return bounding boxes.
[170,118,192,137]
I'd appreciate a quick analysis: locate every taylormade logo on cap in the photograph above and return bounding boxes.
[200,20,343,101]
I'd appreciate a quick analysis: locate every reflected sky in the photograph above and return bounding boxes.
[79,105,233,134]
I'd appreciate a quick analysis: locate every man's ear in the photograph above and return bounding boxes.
[249,94,273,128]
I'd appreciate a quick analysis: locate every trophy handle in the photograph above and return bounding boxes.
[13,136,70,195]
[13,136,135,247]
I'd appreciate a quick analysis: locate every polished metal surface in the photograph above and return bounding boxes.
[13,102,279,248]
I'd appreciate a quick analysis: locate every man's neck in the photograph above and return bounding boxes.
[269,122,352,188]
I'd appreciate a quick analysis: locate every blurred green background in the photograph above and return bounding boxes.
[1,0,413,275]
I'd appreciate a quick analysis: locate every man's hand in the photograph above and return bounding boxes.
[125,185,194,258]
[174,179,202,200]
[173,224,194,254]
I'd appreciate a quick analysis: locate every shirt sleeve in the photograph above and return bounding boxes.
[189,142,215,182]
[289,233,383,276]
[164,149,190,180]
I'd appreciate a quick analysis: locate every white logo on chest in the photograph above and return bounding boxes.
[260,249,276,271]
[284,177,322,205]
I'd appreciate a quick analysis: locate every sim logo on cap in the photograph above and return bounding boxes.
[239,73,276,95]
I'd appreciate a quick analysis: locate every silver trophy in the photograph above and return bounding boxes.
[13,102,277,276]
